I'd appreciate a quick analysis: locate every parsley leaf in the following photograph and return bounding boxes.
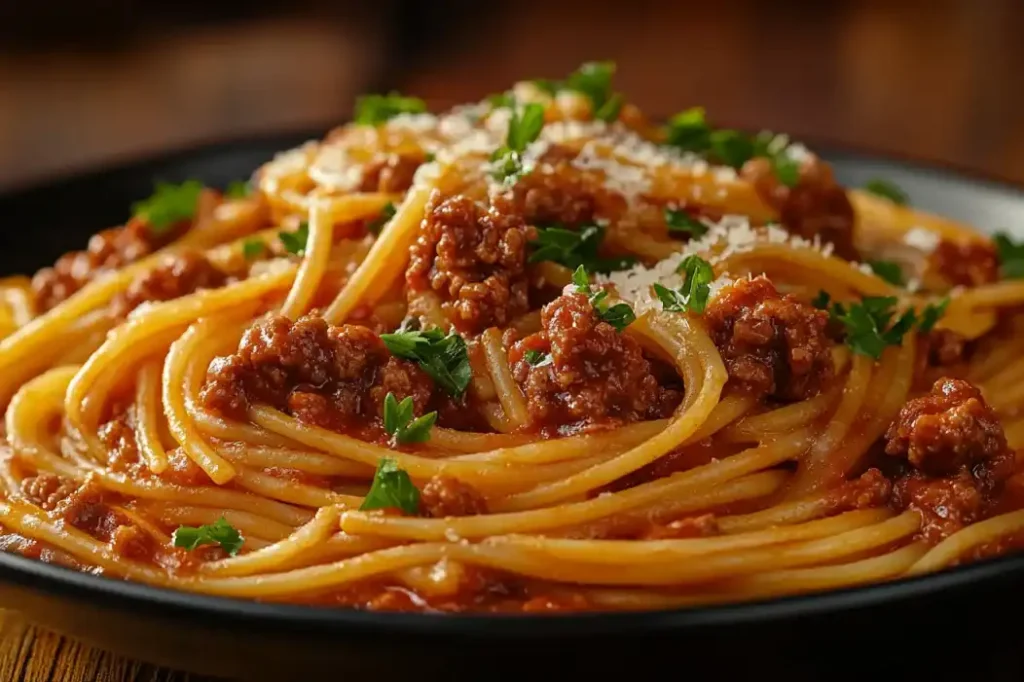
[279,222,309,256]
[524,349,552,367]
[709,130,755,169]
[864,178,909,206]
[487,91,515,109]
[811,290,831,310]
[565,61,622,122]
[570,265,636,331]
[919,297,950,333]
[242,239,265,260]
[132,180,204,233]
[653,255,714,314]
[664,208,708,237]
[491,102,546,183]
[531,79,560,96]
[367,202,397,235]
[994,233,1024,280]
[172,517,244,556]
[380,328,472,398]
[381,393,437,446]
[360,457,421,514]
[354,92,427,125]
[225,180,251,199]
[868,260,905,286]
[528,223,635,273]
[770,154,801,188]
[818,295,946,359]
[665,107,711,152]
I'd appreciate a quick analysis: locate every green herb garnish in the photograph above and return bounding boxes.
[528,223,635,273]
[132,180,204,233]
[652,254,715,314]
[225,180,251,199]
[994,233,1024,280]
[524,350,552,367]
[570,264,636,332]
[815,293,949,359]
[172,517,244,556]
[380,328,472,398]
[382,393,437,446]
[279,222,309,256]
[664,208,708,237]
[564,61,623,122]
[487,91,515,109]
[242,239,265,260]
[665,107,711,152]
[491,102,546,183]
[367,202,397,235]
[360,457,421,514]
[354,93,427,125]
[868,260,905,286]
[864,178,909,206]
[918,298,950,333]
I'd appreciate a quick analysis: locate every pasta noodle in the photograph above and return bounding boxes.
[1,61,1023,614]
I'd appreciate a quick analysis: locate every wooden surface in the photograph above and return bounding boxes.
[0,612,216,682]
[1,0,1023,680]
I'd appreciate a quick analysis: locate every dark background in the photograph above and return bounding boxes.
[1,0,1022,192]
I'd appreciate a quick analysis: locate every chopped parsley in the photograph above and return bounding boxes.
[571,265,636,332]
[354,92,427,125]
[994,233,1024,280]
[360,457,421,514]
[531,78,560,96]
[814,293,950,358]
[528,223,635,273]
[172,517,244,556]
[491,102,545,183]
[664,110,800,187]
[524,349,553,367]
[652,254,715,314]
[382,393,437,446]
[864,178,909,206]
[868,260,905,286]
[564,61,623,122]
[242,239,266,260]
[131,180,204,233]
[487,91,516,109]
[224,180,251,199]
[367,202,397,235]
[664,208,708,237]
[380,327,472,398]
[279,222,309,256]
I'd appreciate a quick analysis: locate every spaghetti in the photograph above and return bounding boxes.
[2,62,1024,613]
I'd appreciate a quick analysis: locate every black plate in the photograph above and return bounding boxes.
[1,134,1023,682]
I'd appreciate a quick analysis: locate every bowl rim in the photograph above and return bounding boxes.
[2,128,1023,637]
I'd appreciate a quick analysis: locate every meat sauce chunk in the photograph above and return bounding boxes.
[509,292,680,432]
[420,475,488,517]
[406,193,533,335]
[884,378,1015,543]
[706,276,834,402]
[31,217,186,312]
[20,473,77,511]
[930,239,999,288]
[741,154,857,260]
[200,314,433,435]
[109,250,229,318]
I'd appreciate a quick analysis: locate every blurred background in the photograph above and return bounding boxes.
[1,0,1022,191]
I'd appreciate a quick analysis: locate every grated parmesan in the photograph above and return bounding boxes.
[904,226,941,254]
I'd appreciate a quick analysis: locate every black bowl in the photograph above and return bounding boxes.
[1,134,1023,682]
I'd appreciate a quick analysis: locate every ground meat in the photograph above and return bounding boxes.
[822,468,893,513]
[705,276,834,402]
[406,193,533,335]
[200,314,433,434]
[420,475,488,517]
[884,377,1016,543]
[97,404,141,473]
[741,154,858,261]
[20,473,77,511]
[509,292,680,432]
[885,378,1008,476]
[359,153,423,194]
[108,250,228,318]
[506,147,619,227]
[53,480,123,541]
[930,239,999,288]
[31,217,185,312]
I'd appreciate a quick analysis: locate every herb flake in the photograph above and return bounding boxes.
[172,517,244,556]
[380,328,472,398]
[132,180,204,233]
[360,457,420,514]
